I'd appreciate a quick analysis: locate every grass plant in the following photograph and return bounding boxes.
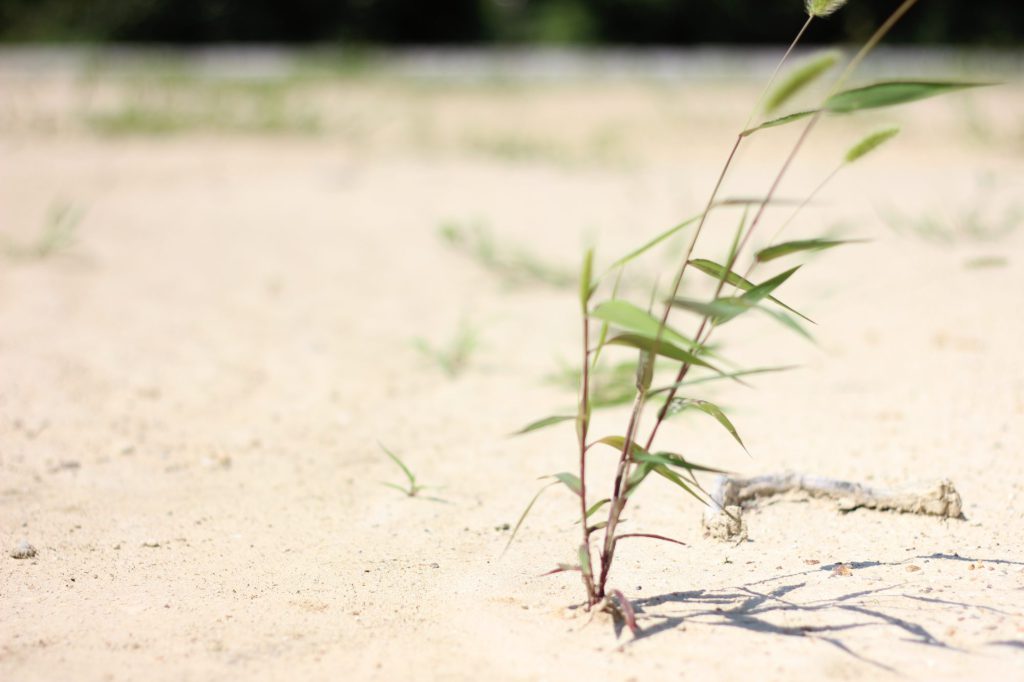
[507,0,989,633]
[413,318,481,378]
[3,200,83,260]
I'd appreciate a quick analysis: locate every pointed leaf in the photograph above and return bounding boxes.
[755,238,861,263]
[652,463,708,505]
[740,266,800,307]
[825,81,992,113]
[578,545,592,579]
[540,563,581,576]
[742,109,817,137]
[379,442,416,488]
[511,414,575,436]
[668,399,746,452]
[504,481,557,553]
[765,50,841,114]
[608,214,702,270]
[616,532,688,548]
[647,365,797,394]
[585,498,611,518]
[579,248,595,311]
[550,472,582,496]
[591,300,698,351]
[668,296,753,325]
[604,334,730,378]
[689,258,811,322]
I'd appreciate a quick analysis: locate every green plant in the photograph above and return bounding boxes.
[3,199,83,260]
[507,0,988,633]
[439,220,574,289]
[413,318,481,378]
[379,443,434,498]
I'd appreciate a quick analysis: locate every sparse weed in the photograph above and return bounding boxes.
[379,443,438,499]
[880,174,1020,245]
[3,200,83,260]
[507,0,988,633]
[414,318,481,378]
[439,220,574,289]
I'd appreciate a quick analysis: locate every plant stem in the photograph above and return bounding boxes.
[594,17,817,599]
[578,313,597,605]
[643,0,922,452]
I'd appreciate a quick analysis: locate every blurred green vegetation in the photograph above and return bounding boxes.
[0,0,1020,45]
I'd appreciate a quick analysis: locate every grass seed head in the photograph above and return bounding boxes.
[805,0,849,17]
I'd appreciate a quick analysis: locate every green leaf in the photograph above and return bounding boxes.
[608,214,702,271]
[550,472,582,496]
[667,399,747,452]
[651,464,706,505]
[578,544,592,578]
[755,238,861,263]
[844,126,900,164]
[585,498,610,519]
[742,109,817,137]
[825,81,992,114]
[647,365,797,394]
[504,481,557,553]
[604,334,717,372]
[667,296,753,326]
[590,300,697,349]
[379,442,416,488]
[633,450,728,476]
[765,50,841,114]
[511,414,575,436]
[741,266,800,308]
[579,248,595,311]
[689,258,812,322]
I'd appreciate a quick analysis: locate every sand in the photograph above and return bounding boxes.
[1,51,1023,681]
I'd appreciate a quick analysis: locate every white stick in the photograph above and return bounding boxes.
[702,472,963,541]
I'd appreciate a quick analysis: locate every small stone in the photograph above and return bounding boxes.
[11,540,37,559]
[804,559,820,565]
[142,540,160,548]
[430,563,439,569]
[906,564,922,572]
[832,563,853,577]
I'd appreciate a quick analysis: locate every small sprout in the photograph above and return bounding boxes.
[3,199,83,261]
[413,319,480,378]
[378,443,428,498]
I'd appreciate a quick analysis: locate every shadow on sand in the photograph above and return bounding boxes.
[611,552,1023,672]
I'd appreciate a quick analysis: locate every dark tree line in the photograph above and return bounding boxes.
[0,0,1019,45]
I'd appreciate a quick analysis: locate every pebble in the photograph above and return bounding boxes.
[10,540,37,559]
[142,540,160,548]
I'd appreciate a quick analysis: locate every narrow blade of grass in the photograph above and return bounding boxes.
[825,80,993,113]
[689,258,812,322]
[667,399,747,453]
[616,532,688,548]
[378,442,416,489]
[742,109,817,137]
[510,414,576,436]
[504,481,557,553]
[647,365,797,394]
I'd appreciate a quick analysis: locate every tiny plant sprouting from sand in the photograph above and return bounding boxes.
[439,219,574,289]
[2,199,84,261]
[506,0,989,635]
[379,443,447,503]
[413,318,481,378]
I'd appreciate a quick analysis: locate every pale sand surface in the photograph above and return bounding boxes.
[1,52,1023,681]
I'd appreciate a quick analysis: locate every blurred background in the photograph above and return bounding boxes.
[0,0,1021,45]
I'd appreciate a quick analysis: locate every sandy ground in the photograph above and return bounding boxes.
[1,50,1023,681]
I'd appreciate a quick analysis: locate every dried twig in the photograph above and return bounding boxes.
[702,472,964,541]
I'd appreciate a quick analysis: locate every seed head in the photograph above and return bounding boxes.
[805,0,849,17]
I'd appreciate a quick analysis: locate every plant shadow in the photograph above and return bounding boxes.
[621,553,1020,672]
